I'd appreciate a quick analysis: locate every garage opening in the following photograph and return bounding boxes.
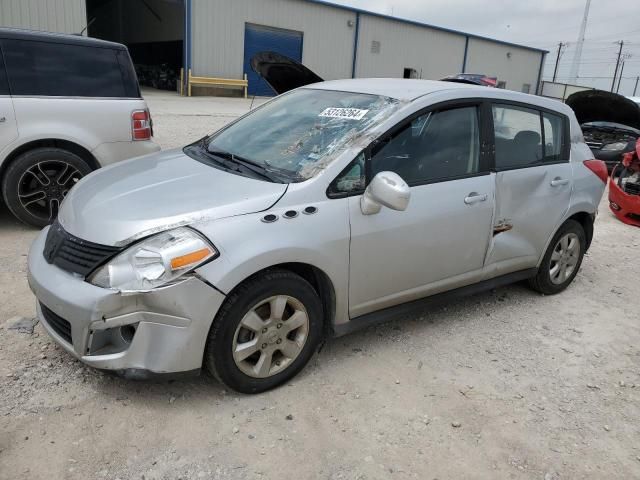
[85,0,184,92]
[243,24,303,97]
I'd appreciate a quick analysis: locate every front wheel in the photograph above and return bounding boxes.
[528,220,586,295]
[1,148,93,227]
[204,270,323,394]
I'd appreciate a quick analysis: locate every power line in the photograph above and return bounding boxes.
[611,41,624,91]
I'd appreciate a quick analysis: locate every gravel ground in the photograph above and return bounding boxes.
[1,89,640,480]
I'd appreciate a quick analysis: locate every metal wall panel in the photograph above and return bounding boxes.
[465,38,543,93]
[0,0,87,34]
[190,0,356,81]
[354,14,466,80]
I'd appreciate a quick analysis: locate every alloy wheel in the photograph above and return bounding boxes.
[549,232,580,285]
[17,161,83,222]
[232,295,310,378]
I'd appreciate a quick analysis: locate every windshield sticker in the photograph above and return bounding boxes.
[319,108,369,120]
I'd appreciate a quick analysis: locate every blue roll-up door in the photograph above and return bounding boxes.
[243,23,303,97]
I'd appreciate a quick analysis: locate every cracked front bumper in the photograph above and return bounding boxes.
[27,227,226,375]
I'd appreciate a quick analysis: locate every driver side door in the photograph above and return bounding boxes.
[342,102,496,318]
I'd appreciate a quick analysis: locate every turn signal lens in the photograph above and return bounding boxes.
[170,248,212,270]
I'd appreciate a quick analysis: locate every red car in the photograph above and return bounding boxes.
[609,138,640,227]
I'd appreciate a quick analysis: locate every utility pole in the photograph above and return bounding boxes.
[552,42,565,82]
[611,41,624,92]
[634,76,639,96]
[569,0,591,83]
[616,60,625,93]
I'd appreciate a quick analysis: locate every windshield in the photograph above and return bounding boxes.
[205,89,400,181]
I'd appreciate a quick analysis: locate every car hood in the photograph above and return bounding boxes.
[250,51,324,95]
[58,149,287,246]
[581,121,640,136]
[566,90,640,130]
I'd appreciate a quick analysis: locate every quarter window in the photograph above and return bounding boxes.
[543,112,564,162]
[0,48,8,95]
[492,105,543,169]
[2,39,127,97]
[370,106,481,185]
[329,152,366,195]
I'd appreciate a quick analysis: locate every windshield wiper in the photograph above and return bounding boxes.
[207,149,286,183]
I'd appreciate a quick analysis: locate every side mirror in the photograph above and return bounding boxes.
[360,171,411,215]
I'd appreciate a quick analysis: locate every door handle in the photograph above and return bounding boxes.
[464,192,488,205]
[550,178,569,187]
[0,117,6,123]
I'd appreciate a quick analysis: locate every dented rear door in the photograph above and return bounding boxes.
[485,103,572,274]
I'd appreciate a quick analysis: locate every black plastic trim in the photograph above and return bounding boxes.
[99,367,202,381]
[332,268,538,337]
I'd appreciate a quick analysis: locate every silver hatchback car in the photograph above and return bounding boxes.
[28,78,607,393]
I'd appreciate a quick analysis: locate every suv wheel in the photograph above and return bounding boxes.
[204,270,323,394]
[2,148,93,227]
[528,219,586,295]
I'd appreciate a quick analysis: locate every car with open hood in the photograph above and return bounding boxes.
[566,90,640,172]
[27,54,607,393]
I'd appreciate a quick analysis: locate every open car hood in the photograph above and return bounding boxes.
[250,51,324,95]
[566,90,640,130]
[440,73,498,87]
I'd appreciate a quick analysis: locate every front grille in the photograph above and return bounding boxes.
[40,302,72,344]
[627,213,640,223]
[43,220,122,276]
[623,182,640,196]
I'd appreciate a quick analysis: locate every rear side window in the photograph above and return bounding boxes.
[492,105,543,169]
[1,39,131,98]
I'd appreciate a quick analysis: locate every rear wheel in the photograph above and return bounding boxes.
[528,220,586,295]
[204,270,323,394]
[1,148,93,227]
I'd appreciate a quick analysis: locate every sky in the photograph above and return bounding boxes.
[327,0,640,96]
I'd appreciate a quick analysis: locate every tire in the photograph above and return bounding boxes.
[1,148,93,228]
[528,220,586,295]
[204,269,323,394]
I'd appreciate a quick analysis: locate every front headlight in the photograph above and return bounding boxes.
[89,227,218,291]
[601,142,629,152]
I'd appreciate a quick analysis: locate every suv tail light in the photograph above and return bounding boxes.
[583,159,608,183]
[131,109,152,141]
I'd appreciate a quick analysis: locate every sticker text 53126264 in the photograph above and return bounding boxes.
[319,108,369,120]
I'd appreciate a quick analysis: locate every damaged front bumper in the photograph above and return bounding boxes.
[609,177,640,227]
[27,227,226,376]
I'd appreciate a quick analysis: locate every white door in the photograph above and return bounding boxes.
[0,59,18,149]
[343,104,495,318]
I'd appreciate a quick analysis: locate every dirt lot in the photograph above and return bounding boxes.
[1,89,640,480]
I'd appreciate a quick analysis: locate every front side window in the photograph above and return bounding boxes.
[493,105,543,169]
[205,89,400,182]
[370,106,481,185]
[2,39,126,97]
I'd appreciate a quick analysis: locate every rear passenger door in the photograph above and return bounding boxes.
[486,103,572,273]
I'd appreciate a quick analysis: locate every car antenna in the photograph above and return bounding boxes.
[250,95,256,111]
[78,17,96,36]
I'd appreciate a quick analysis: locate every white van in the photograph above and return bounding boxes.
[0,28,159,227]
